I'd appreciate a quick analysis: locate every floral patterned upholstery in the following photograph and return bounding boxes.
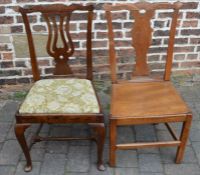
[19,79,100,114]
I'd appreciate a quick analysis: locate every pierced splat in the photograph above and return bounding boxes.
[17,5,106,173]
[19,4,93,81]
[131,9,155,77]
[43,13,74,75]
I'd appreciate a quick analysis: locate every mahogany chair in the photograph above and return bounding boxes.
[104,2,192,166]
[15,4,105,172]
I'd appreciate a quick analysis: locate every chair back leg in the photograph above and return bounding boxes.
[109,120,117,166]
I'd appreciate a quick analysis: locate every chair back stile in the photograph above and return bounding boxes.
[104,2,182,83]
[164,6,180,80]
[20,9,40,81]
[18,4,94,81]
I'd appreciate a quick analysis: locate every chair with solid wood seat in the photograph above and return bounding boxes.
[15,4,105,172]
[104,2,192,166]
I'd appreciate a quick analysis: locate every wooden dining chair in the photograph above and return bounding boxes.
[15,4,105,172]
[104,2,192,167]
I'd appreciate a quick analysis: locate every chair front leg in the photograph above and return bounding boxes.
[90,123,106,171]
[15,123,32,172]
[176,114,192,163]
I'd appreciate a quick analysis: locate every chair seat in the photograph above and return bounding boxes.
[111,81,190,118]
[19,78,100,114]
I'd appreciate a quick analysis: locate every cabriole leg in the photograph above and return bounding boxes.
[90,123,106,171]
[15,123,32,172]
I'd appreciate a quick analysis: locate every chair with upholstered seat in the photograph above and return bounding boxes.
[104,2,192,166]
[15,4,105,172]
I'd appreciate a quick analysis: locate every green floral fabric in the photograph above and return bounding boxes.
[19,79,99,114]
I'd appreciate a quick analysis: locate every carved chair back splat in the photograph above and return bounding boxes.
[15,4,105,172]
[105,1,182,83]
[104,2,192,167]
[19,4,93,80]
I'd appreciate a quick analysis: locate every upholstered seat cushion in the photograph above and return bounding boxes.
[19,79,100,114]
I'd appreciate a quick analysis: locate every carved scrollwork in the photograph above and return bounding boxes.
[43,12,74,75]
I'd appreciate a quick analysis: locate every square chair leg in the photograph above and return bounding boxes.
[109,120,117,167]
[176,114,192,163]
